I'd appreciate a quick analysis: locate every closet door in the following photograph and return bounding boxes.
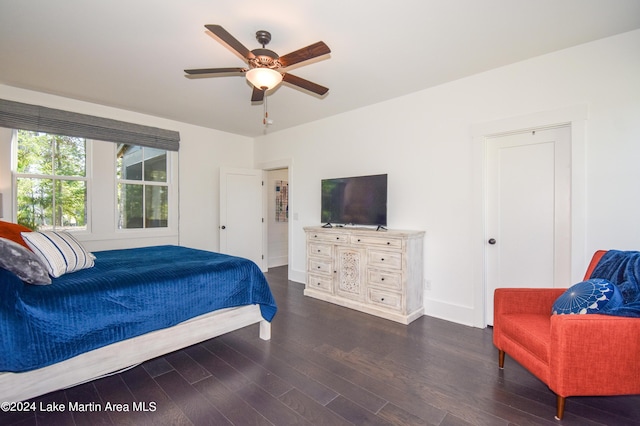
[485,126,571,324]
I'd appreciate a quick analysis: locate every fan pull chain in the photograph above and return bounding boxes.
[262,93,269,127]
[263,94,268,126]
[263,93,273,128]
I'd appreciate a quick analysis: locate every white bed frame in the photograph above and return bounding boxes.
[0,304,270,402]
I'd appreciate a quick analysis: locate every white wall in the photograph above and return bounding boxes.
[254,29,640,327]
[0,85,254,252]
[2,29,638,328]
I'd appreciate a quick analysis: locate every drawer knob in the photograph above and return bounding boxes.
[381,258,385,261]
[387,242,390,245]
[317,266,321,269]
[381,277,385,281]
[357,239,361,242]
[381,298,385,301]
[317,249,321,252]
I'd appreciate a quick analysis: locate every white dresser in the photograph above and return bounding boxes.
[304,226,425,324]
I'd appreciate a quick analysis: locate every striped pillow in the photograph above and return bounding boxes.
[21,231,94,277]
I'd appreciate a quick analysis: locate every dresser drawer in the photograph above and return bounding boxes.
[367,269,402,290]
[367,250,402,270]
[309,242,332,258]
[308,231,349,244]
[308,258,332,275]
[307,274,332,293]
[367,288,402,312]
[351,234,402,249]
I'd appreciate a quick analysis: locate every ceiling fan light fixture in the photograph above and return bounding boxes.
[246,68,283,90]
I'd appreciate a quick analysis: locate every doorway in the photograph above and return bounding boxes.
[219,166,291,274]
[266,168,289,269]
[257,159,293,278]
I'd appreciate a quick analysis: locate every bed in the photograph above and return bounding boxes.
[0,238,277,403]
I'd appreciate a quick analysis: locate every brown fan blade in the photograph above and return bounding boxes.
[184,67,246,75]
[279,41,331,68]
[205,24,255,60]
[251,86,266,102]
[282,73,329,96]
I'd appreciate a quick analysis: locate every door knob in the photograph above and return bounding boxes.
[221,225,226,230]
[488,238,496,245]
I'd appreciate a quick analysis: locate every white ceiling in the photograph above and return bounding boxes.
[1,0,639,138]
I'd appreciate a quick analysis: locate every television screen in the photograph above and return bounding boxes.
[321,174,387,226]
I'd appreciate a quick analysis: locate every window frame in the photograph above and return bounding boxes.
[115,144,173,231]
[1,103,180,250]
[11,129,93,233]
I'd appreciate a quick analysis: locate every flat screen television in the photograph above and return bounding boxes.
[321,174,387,227]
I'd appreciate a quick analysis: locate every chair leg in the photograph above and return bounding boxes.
[498,350,505,369]
[555,395,566,420]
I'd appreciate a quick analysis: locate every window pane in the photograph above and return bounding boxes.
[54,135,86,177]
[117,145,142,181]
[15,130,88,232]
[118,183,143,228]
[16,177,53,230]
[144,148,167,182]
[116,145,169,230]
[116,145,124,179]
[16,130,53,175]
[145,185,168,228]
[55,180,87,230]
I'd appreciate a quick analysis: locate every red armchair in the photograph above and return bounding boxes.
[493,250,640,420]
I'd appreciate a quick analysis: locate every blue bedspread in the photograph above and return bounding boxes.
[0,245,277,372]
[590,250,640,318]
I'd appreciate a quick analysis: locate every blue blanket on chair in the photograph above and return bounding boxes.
[590,250,640,317]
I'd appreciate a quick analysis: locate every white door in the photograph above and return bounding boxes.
[485,126,571,324]
[219,168,264,269]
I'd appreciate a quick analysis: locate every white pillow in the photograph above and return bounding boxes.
[21,231,94,277]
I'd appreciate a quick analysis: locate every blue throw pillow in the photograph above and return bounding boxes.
[552,278,623,315]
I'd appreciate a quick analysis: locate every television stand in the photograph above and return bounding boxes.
[304,226,425,324]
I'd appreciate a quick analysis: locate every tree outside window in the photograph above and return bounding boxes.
[116,145,168,229]
[15,130,87,231]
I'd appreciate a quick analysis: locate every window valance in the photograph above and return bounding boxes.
[0,99,180,151]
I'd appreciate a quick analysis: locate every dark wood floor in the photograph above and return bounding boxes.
[3,265,640,426]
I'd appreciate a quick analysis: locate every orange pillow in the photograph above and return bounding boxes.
[0,220,33,250]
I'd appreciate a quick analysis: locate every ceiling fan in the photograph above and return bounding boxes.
[185,25,331,102]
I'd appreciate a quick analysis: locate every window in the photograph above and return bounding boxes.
[14,130,88,231]
[116,145,168,229]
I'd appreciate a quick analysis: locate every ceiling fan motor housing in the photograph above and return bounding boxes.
[249,48,281,69]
